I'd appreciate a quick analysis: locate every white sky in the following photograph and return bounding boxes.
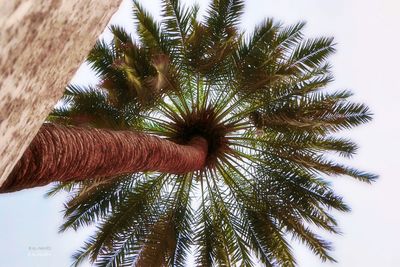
[1,0,400,266]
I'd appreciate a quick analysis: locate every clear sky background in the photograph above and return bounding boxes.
[1,0,400,266]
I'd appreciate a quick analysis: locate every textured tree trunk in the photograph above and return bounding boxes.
[0,124,208,193]
[0,0,121,188]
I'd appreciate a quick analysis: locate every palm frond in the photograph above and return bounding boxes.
[132,0,169,54]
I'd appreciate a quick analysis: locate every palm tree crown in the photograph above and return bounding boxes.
[49,0,376,266]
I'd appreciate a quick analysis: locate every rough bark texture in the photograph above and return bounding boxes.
[0,124,208,193]
[0,0,122,188]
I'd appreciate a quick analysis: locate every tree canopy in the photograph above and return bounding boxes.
[48,0,376,266]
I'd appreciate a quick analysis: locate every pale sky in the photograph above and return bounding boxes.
[1,0,400,266]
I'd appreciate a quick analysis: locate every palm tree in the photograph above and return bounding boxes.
[3,0,376,265]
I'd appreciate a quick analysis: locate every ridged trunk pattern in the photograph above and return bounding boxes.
[0,124,208,193]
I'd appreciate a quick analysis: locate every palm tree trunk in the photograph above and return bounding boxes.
[0,124,208,193]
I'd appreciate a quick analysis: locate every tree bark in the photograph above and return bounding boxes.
[0,124,208,193]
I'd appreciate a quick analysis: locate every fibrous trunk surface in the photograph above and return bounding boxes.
[0,124,208,193]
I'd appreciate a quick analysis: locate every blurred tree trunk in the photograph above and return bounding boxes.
[0,0,122,188]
